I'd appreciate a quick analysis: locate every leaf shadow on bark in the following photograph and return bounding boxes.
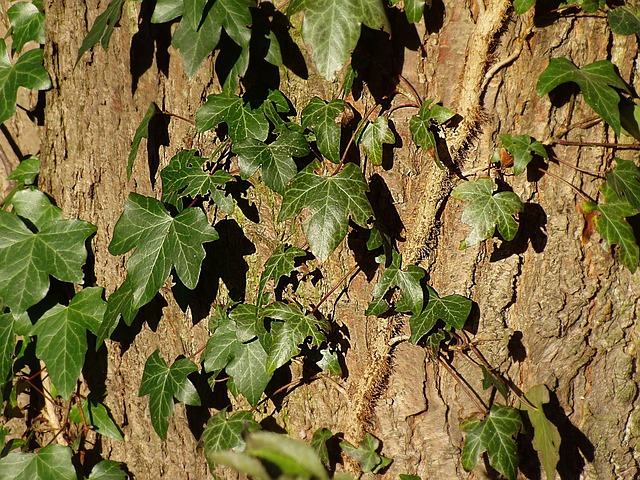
[424,0,446,34]
[490,202,548,261]
[185,370,231,440]
[109,293,167,354]
[146,111,171,189]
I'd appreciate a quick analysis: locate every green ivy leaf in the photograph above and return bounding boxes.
[69,394,124,442]
[151,0,184,23]
[258,245,307,302]
[340,433,392,474]
[461,405,522,480]
[201,410,260,469]
[0,38,51,124]
[399,475,422,480]
[499,134,548,176]
[160,149,234,209]
[452,178,524,249]
[578,0,605,13]
[96,278,138,346]
[519,385,561,480]
[31,287,106,400]
[594,183,639,272]
[480,365,509,401]
[139,350,200,440]
[262,301,328,374]
[367,251,425,316]
[513,0,535,14]
[234,130,310,194]
[76,0,125,63]
[315,348,342,375]
[404,0,426,24]
[109,193,218,308]
[10,189,61,230]
[301,0,390,80]
[7,2,45,54]
[128,102,159,179]
[605,159,640,211]
[537,58,630,135]
[0,313,16,385]
[409,286,471,343]
[0,444,76,480]
[310,428,334,467]
[409,99,455,168]
[7,155,39,185]
[279,160,373,261]
[87,460,126,480]
[301,97,348,163]
[609,6,640,36]
[359,116,394,166]
[0,207,96,314]
[196,93,270,143]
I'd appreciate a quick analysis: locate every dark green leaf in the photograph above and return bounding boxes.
[340,433,392,474]
[409,286,471,343]
[301,97,348,163]
[258,245,307,302]
[499,134,548,176]
[404,0,425,24]
[279,160,373,261]
[0,444,76,480]
[76,0,125,63]
[87,460,126,480]
[311,428,334,466]
[399,475,422,480]
[69,394,123,442]
[452,178,524,249]
[151,0,184,23]
[7,156,39,184]
[409,99,454,167]
[7,2,45,54]
[360,116,394,165]
[32,287,106,399]
[620,102,640,141]
[171,5,220,77]
[609,6,640,36]
[184,0,207,31]
[578,0,605,13]
[196,93,269,143]
[461,405,522,480]
[10,189,61,230]
[139,350,200,440]
[537,58,629,135]
[201,410,260,469]
[0,313,16,385]
[109,193,218,308]
[96,278,138,345]
[128,102,159,179]
[480,365,509,401]
[513,0,535,14]
[605,159,640,211]
[367,251,425,316]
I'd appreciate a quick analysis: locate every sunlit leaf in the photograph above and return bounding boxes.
[409,286,471,343]
[340,433,392,474]
[87,460,126,480]
[609,5,640,36]
[69,394,124,442]
[499,134,548,176]
[301,97,348,163]
[201,410,260,469]
[196,92,269,143]
[605,158,640,211]
[0,445,76,480]
[8,2,45,54]
[360,116,394,166]
[76,0,125,62]
[367,251,425,316]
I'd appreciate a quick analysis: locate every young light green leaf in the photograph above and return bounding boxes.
[0,444,76,480]
[360,116,394,165]
[31,287,106,400]
[404,0,426,24]
[452,178,524,249]
[513,0,535,14]
[234,130,310,194]
[258,245,307,301]
[537,58,630,135]
[461,405,522,480]
[262,301,329,374]
[128,102,159,179]
[0,39,51,124]
[7,2,45,54]
[139,350,200,440]
[340,433,392,474]
[609,6,640,36]
[499,134,548,176]
[409,286,471,343]
[399,475,422,480]
[196,92,270,143]
[0,209,96,313]
[160,149,234,208]
[109,193,218,308]
[279,160,373,261]
[605,159,640,211]
[310,428,334,467]
[151,0,184,23]
[76,0,125,63]
[594,183,639,272]
[0,313,16,385]
[301,0,390,80]
[201,410,260,469]
[69,394,124,442]
[301,97,348,163]
[367,250,425,316]
[8,155,39,185]
[87,460,126,480]
[519,385,561,480]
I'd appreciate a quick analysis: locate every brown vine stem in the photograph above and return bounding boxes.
[553,139,640,149]
[163,110,195,126]
[437,352,488,414]
[40,363,66,445]
[539,168,594,202]
[331,103,379,176]
[550,154,606,177]
[386,102,420,117]
[397,73,423,105]
[309,263,361,315]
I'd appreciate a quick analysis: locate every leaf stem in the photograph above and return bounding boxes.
[550,154,606,177]
[309,263,361,315]
[397,74,422,105]
[552,139,640,149]
[386,103,420,117]
[332,103,379,176]
[437,352,488,414]
[539,168,594,202]
[162,110,196,126]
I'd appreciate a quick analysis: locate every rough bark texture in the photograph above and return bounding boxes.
[33,1,640,479]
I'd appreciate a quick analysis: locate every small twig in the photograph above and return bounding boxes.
[162,110,196,126]
[437,353,488,414]
[549,155,605,177]
[309,263,361,315]
[539,168,594,202]
[386,102,420,117]
[552,139,640,149]
[397,74,422,105]
[332,104,379,176]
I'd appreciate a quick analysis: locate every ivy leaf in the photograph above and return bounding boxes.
[578,0,605,13]
[258,245,307,301]
[11,189,61,230]
[234,130,310,194]
[87,460,126,480]
[69,394,124,442]
[519,385,561,480]
[311,428,334,466]
[0,208,96,314]
[609,6,640,36]
[340,433,392,474]
[0,38,51,124]
[96,278,138,346]
[128,102,159,179]
[367,251,425,316]
[404,0,426,24]
[8,155,39,185]
[139,350,200,440]
[160,149,234,209]
[151,0,184,23]
[0,313,16,385]
[513,0,535,14]
[410,99,455,168]
[262,301,328,374]
[605,159,640,211]
[301,0,390,80]
[8,2,45,54]
[360,116,394,166]
[537,58,630,135]
[409,286,471,343]
[31,287,106,400]
[461,405,522,480]
[301,97,348,163]
[109,193,218,308]
[201,410,260,469]
[196,93,269,143]
[480,365,509,401]
[279,160,373,261]
[452,178,524,249]
[499,134,548,176]
[76,0,125,63]
[0,444,76,480]
[594,183,639,272]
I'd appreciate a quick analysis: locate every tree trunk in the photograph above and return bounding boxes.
[39,1,639,479]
